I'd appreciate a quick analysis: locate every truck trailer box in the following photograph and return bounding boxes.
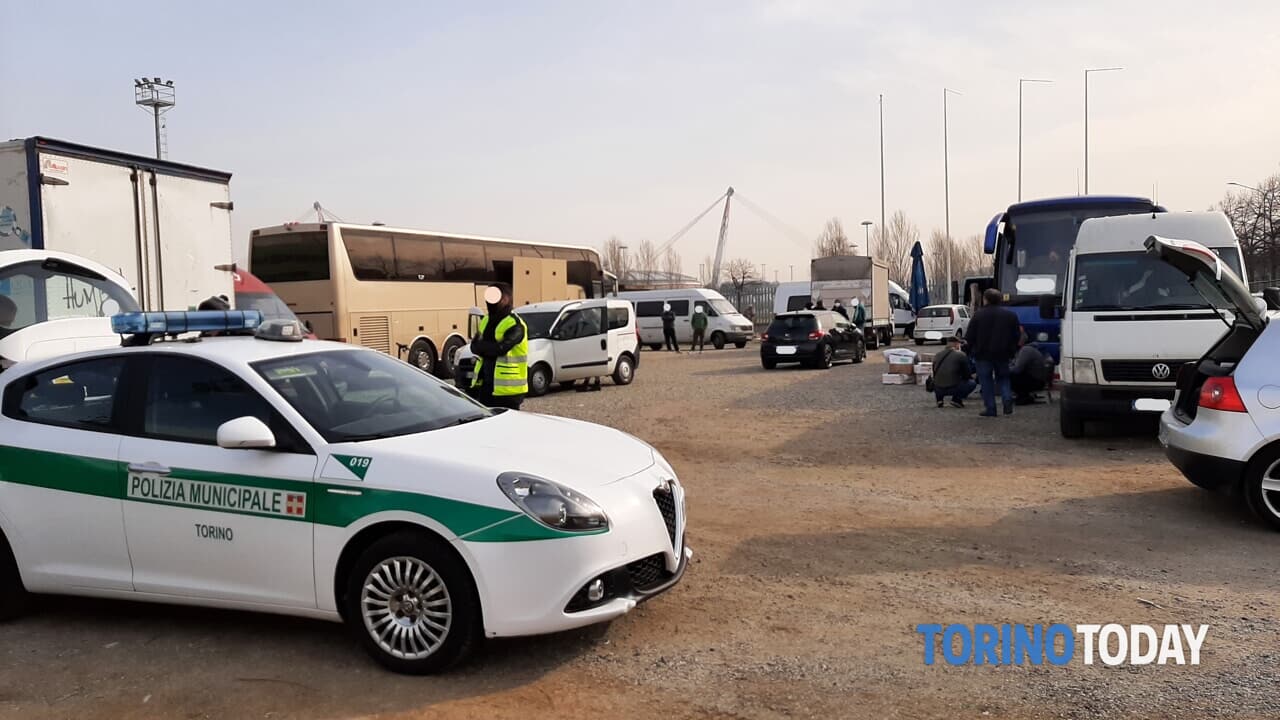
[810,255,892,324]
[0,136,236,311]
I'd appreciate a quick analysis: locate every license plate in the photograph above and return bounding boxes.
[776,346,797,355]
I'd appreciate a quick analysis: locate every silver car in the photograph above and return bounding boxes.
[1149,235,1280,527]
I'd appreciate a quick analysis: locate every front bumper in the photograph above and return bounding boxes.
[1061,382,1174,419]
[460,470,688,638]
[724,329,755,342]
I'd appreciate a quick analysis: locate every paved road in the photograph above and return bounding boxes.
[3,346,1278,719]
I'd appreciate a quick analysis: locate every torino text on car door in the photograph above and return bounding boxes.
[551,307,609,381]
[0,356,134,591]
[119,355,318,608]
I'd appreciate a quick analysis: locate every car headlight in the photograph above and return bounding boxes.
[1071,358,1097,384]
[497,472,609,532]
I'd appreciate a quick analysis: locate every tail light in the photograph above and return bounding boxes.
[807,330,824,340]
[950,308,957,323]
[760,332,769,341]
[1198,377,1247,413]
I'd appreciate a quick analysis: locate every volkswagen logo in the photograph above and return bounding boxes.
[1152,363,1172,380]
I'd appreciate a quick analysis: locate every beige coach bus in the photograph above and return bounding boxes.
[247,222,605,378]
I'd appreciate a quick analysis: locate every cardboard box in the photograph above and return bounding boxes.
[917,352,935,364]
[882,373,913,385]
[883,348,918,364]
[916,373,931,385]
[914,362,933,375]
[888,362,915,375]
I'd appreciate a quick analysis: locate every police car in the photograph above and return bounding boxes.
[0,311,689,674]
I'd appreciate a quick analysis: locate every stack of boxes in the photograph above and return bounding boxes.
[881,348,918,385]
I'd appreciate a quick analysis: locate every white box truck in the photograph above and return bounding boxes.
[0,136,236,311]
[810,255,894,348]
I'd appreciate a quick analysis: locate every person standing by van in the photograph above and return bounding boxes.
[966,288,1020,417]
[471,283,529,409]
[691,305,708,352]
[661,303,680,352]
[850,297,866,330]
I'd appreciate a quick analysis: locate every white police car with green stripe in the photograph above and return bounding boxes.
[0,311,689,674]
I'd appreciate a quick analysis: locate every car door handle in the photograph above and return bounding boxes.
[127,461,171,476]
[600,339,607,350]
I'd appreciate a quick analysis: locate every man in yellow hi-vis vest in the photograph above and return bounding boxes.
[470,283,529,409]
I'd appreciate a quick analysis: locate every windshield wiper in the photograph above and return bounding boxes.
[334,431,401,442]
[449,414,490,427]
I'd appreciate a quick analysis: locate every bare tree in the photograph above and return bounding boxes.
[814,217,855,257]
[926,230,989,302]
[661,247,683,285]
[601,236,631,278]
[634,240,660,282]
[724,257,757,309]
[1217,173,1280,285]
[872,210,917,287]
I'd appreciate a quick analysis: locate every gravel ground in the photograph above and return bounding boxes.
[3,344,1279,719]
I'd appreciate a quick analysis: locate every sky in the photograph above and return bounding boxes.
[4,0,1280,281]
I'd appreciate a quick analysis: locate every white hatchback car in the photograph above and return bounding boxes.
[1149,236,1280,526]
[0,311,688,674]
[912,304,970,345]
[457,298,640,397]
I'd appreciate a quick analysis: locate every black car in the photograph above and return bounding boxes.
[760,311,865,369]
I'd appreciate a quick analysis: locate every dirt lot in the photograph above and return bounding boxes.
[4,345,1280,719]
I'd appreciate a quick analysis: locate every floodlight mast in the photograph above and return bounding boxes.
[134,77,176,159]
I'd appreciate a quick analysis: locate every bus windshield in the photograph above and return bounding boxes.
[998,204,1157,305]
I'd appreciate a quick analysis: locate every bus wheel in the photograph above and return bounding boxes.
[409,340,437,375]
[438,337,466,379]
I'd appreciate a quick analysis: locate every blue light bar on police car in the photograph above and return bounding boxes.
[110,310,264,335]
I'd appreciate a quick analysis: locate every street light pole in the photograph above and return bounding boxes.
[879,94,886,242]
[1018,78,1053,202]
[789,265,794,281]
[1230,182,1277,282]
[861,220,873,253]
[943,88,961,303]
[1084,67,1122,194]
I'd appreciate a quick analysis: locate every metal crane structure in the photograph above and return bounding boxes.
[654,186,809,288]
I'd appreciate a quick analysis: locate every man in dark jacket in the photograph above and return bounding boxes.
[661,303,680,352]
[965,288,1021,417]
[931,335,976,408]
[1010,331,1053,404]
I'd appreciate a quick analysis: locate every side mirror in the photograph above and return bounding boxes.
[1265,287,1280,311]
[302,319,314,333]
[1038,294,1062,320]
[216,416,277,449]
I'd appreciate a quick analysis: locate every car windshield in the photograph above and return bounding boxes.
[517,311,560,340]
[768,315,817,333]
[0,259,140,339]
[236,291,299,323]
[253,350,491,443]
[920,306,952,318]
[710,299,737,315]
[1073,250,1244,312]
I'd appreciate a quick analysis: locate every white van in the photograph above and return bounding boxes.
[0,250,140,370]
[617,288,754,350]
[1052,211,1247,437]
[456,297,640,396]
[887,280,917,337]
[773,281,813,316]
